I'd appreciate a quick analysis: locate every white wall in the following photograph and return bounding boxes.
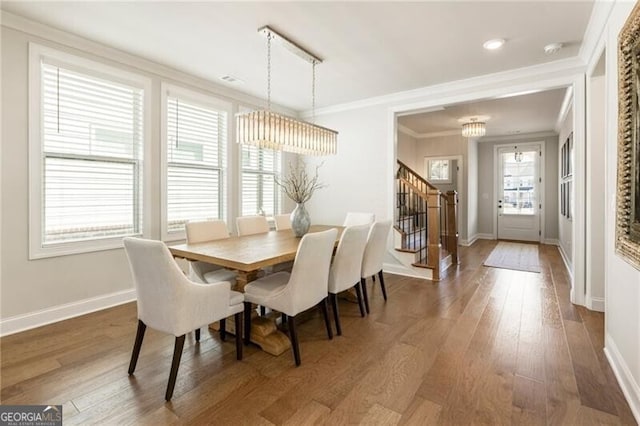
[414,135,468,241]
[305,105,390,226]
[397,131,417,171]
[586,73,606,311]
[0,20,296,330]
[558,107,574,265]
[467,139,479,242]
[600,2,640,420]
[476,134,559,242]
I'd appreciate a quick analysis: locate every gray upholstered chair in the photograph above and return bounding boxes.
[343,212,375,227]
[185,220,237,284]
[242,228,338,366]
[123,237,244,400]
[328,224,370,335]
[360,220,392,313]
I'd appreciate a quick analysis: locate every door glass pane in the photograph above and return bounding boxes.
[502,151,536,215]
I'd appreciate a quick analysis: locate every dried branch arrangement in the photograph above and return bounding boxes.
[275,161,326,204]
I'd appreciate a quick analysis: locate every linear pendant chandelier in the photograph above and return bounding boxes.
[235,26,338,156]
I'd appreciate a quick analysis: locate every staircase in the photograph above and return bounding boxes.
[391,160,459,281]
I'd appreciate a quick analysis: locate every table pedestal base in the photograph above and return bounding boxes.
[209,313,291,356]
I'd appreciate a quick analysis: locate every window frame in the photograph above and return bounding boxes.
[28,43,152,259]
[239,144,283,218]
[237,104,283,219]
[425,158,452,184]
[160,83,232,241]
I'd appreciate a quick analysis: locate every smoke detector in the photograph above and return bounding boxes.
[544,43,563,55]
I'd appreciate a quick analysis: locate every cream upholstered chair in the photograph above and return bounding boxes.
[360,220,392,313]
[274,214,292,231]
[243,228,338,366]
[328,224,370,335]
[343,212,375,227]
[185,220,236,284]
[236,215,269,236]
[123,237,244,401]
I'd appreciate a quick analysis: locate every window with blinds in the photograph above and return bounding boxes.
[40,62,144,245]
[164,93,227,235]
[241,144,281,217]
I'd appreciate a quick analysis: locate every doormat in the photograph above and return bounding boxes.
[483,242,541,273]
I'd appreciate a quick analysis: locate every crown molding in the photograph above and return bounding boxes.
[555,86,574,133]
[302,56,586,118]
[397,124,420,138]
[0,11,297,117]
[478,131,558,143]
[578,0,615,67]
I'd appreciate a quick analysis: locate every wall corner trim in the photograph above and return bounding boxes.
[0,289,136,337]
[604,335,640,424]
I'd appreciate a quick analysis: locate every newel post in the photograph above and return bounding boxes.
[427,188,441,281]
[446,191,459,265]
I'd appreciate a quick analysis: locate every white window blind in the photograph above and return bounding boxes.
[165,95,227,234]
[241,144,281,216]
[41,62,144,245]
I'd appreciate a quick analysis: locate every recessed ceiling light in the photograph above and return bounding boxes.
[544,43,563,55]
[483,38,505,50]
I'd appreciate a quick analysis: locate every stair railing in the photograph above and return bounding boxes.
[396,160,458,279]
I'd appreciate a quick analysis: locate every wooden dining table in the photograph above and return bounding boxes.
[169,225,343,356]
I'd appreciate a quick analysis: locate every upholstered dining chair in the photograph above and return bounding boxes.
[274,214,292,231]
[185,220,237,284]
[360,220,392,313]
[236,215,270,236]
[328,224,370,335]
[123,237,244,401]
[242,228,338,366]
[343,212,375,227]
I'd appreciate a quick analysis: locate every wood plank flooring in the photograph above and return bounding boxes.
[1,240,636,425]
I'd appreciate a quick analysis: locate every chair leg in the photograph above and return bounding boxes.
[355,282,366,317]
[195,328,200,342]
[320,297,333,340]
[165,335,186,401]
[281,313,288,324]
[360,278,370,314]
[234,313,243,360]
[244,302,252,345]
[330,293,342,336]
[128,320,146,375]
[378,270,388,301]
[260,306,266,316]
[288,315,301,366]
[220,318,227,341]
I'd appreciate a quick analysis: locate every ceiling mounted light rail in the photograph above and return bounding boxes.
[235,25,338,156]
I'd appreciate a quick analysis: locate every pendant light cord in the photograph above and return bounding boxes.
[312,61,316,123]
[267,32,272,111]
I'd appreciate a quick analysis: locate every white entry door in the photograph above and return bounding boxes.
[497,145,541,242]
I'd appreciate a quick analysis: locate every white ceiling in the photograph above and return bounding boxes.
[1,1,593,111]
[398,88,568,137]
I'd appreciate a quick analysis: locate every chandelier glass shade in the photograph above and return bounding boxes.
[461,120,486,138]
[236,111,337,155]
[235,26,338,156]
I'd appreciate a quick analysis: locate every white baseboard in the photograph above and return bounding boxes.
[383,262,433,280]
[460,233,494,247]
[0,289,136,337]
[544,238,560,246]
[604,335,640,424]
[558,244,573,279]
[587,296,605,312]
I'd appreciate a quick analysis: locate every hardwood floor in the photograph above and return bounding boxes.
[1,240,636,425]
